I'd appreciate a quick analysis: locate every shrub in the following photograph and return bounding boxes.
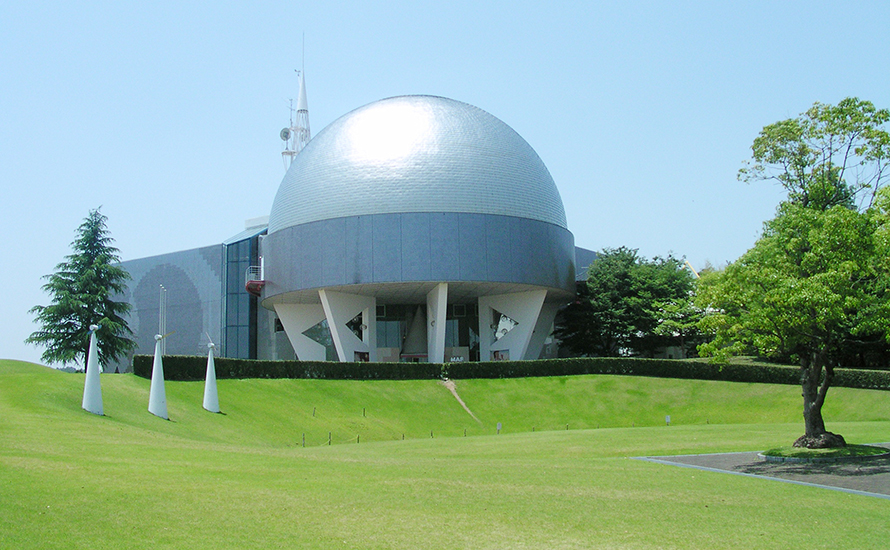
[130,355,890,391]
[131,355,442,381]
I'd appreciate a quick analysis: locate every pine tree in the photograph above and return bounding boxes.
[26,208,136,369]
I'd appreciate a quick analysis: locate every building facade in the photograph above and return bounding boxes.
[115,94,589,370]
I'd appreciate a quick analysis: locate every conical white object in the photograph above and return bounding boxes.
[202,343,220,413]
[402,305,427,355]
[82,325,103,415]
[148,335,168,419]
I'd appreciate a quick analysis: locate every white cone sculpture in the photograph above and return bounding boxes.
[82,324,103,415]
[202,342,220,413]
[148,334,168,420]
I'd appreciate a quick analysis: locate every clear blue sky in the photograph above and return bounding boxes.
[2,1,888,365]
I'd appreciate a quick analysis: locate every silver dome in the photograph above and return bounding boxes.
[268,95,567,234]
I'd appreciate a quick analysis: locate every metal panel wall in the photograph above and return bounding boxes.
[113,245,223,372]
[262,212,576,303]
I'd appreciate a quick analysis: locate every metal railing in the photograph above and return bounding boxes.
[245,265,263,283]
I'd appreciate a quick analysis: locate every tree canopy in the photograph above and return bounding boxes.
[739,97,889,211]
[698,201,890,362]
[555,247,700,358]
[26,208,136,369]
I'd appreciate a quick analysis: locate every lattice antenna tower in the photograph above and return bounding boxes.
[281,35,311,170]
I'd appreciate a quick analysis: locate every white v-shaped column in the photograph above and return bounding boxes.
[274,303,327,361]
[479,290,547,361]
[319,290,377,362]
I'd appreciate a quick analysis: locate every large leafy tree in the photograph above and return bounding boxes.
[553,281,601,357]
[652,294,706,359]
[26,208,136,369]
[699,98,890,448]
[739,97,889,210]
[555,247,699,357]
[698,202,890,447]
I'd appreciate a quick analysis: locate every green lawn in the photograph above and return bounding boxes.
[1,359,888,549]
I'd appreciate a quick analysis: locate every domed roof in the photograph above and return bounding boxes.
[268,95,567,234]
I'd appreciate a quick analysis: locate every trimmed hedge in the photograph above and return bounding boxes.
[132,355,442,381]
[131,355,890,391]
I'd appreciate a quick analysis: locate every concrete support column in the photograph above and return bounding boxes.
[479,290,547,361]
[273,303,327,361]
[525,301,561,361]
[319,290,377,362]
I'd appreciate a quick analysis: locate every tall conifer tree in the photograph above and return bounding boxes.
[27,208,135,369]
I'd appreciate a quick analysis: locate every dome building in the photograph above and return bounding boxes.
[260,95,576,362]
[114,88,590,371]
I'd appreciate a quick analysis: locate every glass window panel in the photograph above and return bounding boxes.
[468,324,479,349]
[303,319,337,361]
[226,327,239,356]
[241,261,250,287]
[227,270,239,294]
[376,320,387,347]
[238,327,250,358]
[389,320,403,348]
[445,319,459,347]
[238,296,250,326]
[226,297,239,326]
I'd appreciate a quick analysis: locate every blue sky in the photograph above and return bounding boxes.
[2,1,888,365]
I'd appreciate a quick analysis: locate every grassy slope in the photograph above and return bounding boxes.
[1,359,888,549]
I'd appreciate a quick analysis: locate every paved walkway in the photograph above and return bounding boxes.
[635,444,890,500]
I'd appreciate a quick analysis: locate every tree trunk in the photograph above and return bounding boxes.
[794,351,846,448]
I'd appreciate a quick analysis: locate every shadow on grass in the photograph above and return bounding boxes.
[735,457,890,477]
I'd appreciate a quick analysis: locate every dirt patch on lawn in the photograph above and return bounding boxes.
[439,378,482,425]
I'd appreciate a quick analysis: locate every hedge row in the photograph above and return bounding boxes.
[131,355,890,391]
[445,358,890,390]
[132,354,442,381]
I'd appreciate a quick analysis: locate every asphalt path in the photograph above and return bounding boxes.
[635,444,890,500]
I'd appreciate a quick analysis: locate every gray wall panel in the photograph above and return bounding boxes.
[372,216,401,282]
[574,246,598,280]
[322,217,347,284]
[345,215,373,284]
[261,230,290,298]
[516,216,537,284]
[263,212,575,301]
[115,245,223,372]
[400,213,431,281]
[457,213,488,281]
[484,215,514,283]
[552,224,576,289]
[429,212,461,281]
[300,223,325,289]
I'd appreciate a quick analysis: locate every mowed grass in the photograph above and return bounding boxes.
[1,359,888,549]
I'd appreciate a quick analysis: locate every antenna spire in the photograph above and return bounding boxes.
[281,35,311,170]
